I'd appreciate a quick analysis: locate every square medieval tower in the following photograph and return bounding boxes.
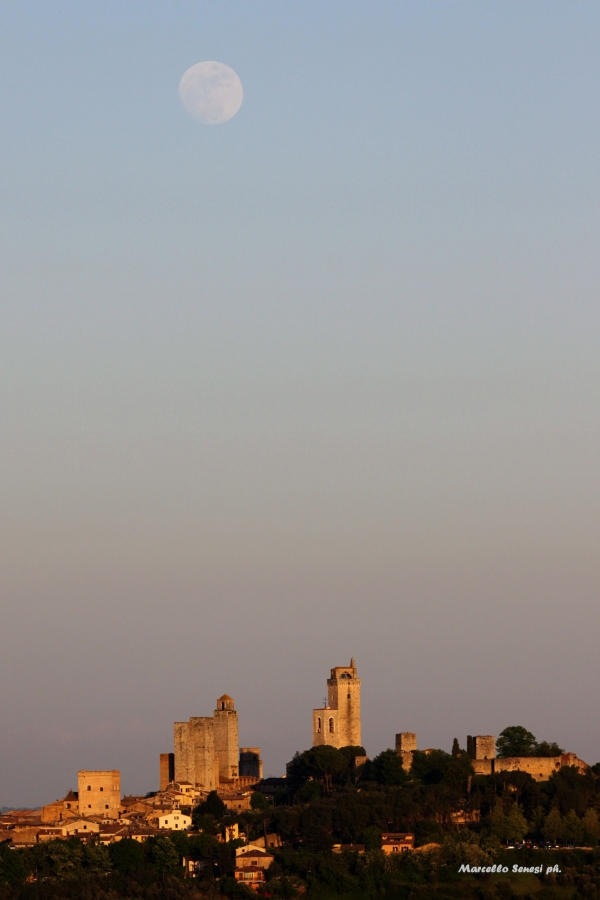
[213,694,239,782]
[312,659,361,749]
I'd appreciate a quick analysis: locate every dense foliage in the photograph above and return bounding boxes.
[496,726,565,759]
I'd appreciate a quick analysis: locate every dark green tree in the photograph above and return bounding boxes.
[356,826,382,850]
[82,843,111,874]
[188,831,220,857]
[46,839,84,878]
[529,805,546,840]
[363,749,407,785]
[250,791,269,811]
[505,804,528,843]
[534,740,565,757]
[199,790,226,818]
[496,726,537,758]
[147,835,179,876]
[108,837,145,872]
[562,809,584,845]
[582,808,600,845]
[466,736,476,759]
[192,810,218,834]
[297,779,322,802]
[452,738,462,758]
[0,844,26,884]
[542,808,563,844]
[310,745,348,792]
[410,749,473,790]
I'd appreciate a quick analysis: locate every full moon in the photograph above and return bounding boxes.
[178,61,243,125]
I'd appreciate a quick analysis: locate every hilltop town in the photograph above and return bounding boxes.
[1,660,599,896]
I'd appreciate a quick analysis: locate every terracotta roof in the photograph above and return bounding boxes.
[217,693,233,701]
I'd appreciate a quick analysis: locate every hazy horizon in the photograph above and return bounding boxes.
[1,0,600,808]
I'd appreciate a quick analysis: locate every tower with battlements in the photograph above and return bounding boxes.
[312,659,361,749]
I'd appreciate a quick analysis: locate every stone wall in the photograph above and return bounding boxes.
[473,753,588,782]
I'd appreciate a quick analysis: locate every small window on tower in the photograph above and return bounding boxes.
[347,693,351,699]
[87,786,91,791]
[317,717,321,733]
[329,717,334,733]
[105,804,109,809]
[100,787,103,792]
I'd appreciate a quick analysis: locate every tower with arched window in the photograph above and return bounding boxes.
[312,658,361,749]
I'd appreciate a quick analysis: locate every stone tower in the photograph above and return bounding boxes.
[312,658,361,749]
[395,733,417,771]
[213,694,239,782]
[474,735,495,760]
[78,770,120,820]
[239,748,263,779]
[159,753,174,791]
[174,717,217,790]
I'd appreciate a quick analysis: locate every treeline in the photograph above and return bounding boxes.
[0,834,249,898]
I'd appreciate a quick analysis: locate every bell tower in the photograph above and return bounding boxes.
[312,659,361,749]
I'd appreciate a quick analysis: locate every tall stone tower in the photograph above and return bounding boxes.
[312,659,361,749]
[174,717,217,790]
[213,694,239,782]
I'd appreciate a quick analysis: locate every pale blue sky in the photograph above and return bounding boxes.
[1,1,600,806]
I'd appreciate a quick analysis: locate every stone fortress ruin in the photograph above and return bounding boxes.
[394,730,588,781]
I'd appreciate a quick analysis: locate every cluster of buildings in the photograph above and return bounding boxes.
[0,693,268,853]
[0,659,592,889]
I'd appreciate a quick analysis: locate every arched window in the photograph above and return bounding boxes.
[329,717,335,733]
[87,786,91,791]
[317,717,321,733]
